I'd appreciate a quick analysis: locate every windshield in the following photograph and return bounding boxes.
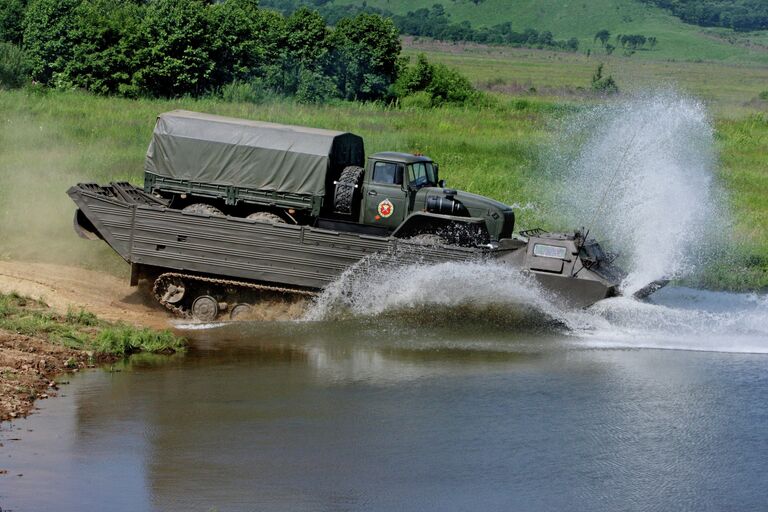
[408,162,437,189]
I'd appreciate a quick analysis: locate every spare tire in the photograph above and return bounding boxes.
[182,203,224,216]
[333,166,364,215]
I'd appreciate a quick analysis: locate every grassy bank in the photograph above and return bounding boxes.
[0,87,765,289]
[0,292,185,356]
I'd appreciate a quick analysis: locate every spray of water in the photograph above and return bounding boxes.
[545,89,728,294]
[304,249,578,330]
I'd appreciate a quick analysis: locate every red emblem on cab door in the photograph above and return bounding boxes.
[377,199,394,218]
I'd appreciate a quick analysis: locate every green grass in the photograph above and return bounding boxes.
[336,0,768,64]
[0,86,766,289]
[402,39,768,117]
[0,292,186,356]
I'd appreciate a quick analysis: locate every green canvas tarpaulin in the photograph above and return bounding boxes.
[145,110,364,197]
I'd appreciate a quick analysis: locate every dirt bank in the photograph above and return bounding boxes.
[0,329,109,421]
[0,260,170,329]
[0,261,185,421]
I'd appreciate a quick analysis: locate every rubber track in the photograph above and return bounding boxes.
[152,272,317,318]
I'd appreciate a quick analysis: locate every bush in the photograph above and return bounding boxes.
[296,67,338,103]
[399,90,434,109]
[591,63,619,94]
[0,42,30,88]
[220,79,275,104]
[759,91,768,101]
[394,53,481,107]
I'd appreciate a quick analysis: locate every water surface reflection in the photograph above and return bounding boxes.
[3,320,767,512]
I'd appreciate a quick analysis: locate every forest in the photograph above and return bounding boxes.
[640,0,768,31]
[0,0,483,106]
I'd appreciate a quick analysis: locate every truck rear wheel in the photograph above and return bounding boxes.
[247,211,285,224]
[182,203,224,216]
[334,166,364,215]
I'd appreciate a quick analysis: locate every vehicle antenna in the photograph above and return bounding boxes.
[585,120,647,229]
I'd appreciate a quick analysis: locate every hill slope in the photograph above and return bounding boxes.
[334,0,768,63]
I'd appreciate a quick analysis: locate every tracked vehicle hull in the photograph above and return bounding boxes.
[68,182,626,319]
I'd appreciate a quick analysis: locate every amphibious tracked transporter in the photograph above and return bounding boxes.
[68,111,642,321]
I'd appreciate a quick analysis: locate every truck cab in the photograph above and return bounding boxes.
[355,152,515,243]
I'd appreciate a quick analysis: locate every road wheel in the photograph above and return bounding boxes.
[333,165,364,215]
[182,203,224,216]
[191,295,219,321]
[247,211,286,224]
[161,278,186,304]
[230,303,252,320]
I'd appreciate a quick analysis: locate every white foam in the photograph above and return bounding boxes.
[545,89,728,295]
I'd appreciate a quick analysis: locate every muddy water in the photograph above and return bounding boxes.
[3,291,768,511]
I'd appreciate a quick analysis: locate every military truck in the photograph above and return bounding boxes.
[143,110,512,245]
[68,111,661,321]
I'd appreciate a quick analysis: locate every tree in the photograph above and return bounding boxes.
[22,0,80,84]
[330,13,400,101]
[63,0,144,96]
[132,0,217,97]
[0,0,26,45]
[264,7,332,97]
[594,29,610,47]
[210,0,285,85]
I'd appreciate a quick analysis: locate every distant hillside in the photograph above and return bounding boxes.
[329,0,768,63]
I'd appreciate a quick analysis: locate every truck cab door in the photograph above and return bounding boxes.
[361,161,408,230]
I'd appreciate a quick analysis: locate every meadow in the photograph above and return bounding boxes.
[0,67,766,289]
[336,0,768,65]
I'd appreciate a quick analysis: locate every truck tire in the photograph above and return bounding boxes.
[334,166,364,215]
[182,203,224,216]
[247,212,286,224]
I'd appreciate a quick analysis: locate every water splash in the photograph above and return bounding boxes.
[304,250,579,330]
[545,90,729,294]
[574,287,768,353]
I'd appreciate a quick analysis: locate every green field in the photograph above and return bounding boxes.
[0,87,765,289]
[403,38,768,117]
[336,0,768,64]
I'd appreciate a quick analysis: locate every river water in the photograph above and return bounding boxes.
[2,286,768,512]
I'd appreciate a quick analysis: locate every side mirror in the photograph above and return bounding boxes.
[438,179,446,188]
[395,165,404,185]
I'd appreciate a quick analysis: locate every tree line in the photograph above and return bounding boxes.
[594,29,658,55]
[0,0,485,107]
[640,0,768,31]
[262,1,580,52]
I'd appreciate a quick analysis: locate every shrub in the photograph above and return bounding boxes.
[759,91,768,101]
[394,53,481,107]
[591,63,619,94]
[296,67,338,104]
[220,79,275,104]
[0,42,30,88]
